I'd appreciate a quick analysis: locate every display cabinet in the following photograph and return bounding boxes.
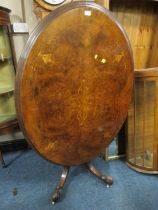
[0,6,17,167]
[0,6,16,128]
[126,69,158,173]
[110,0,158,173]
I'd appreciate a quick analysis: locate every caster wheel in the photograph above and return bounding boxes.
[52,189,61,204]
[106,176,113,186]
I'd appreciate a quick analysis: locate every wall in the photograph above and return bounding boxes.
[0,0,38,63]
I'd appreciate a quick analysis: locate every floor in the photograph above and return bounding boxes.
[0,150,158,210]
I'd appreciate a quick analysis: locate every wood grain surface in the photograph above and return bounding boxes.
[111,0,158,69]
[16,2,134,166]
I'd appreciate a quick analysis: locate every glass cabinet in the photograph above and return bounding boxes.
[0,7,16,129]
[126,69,158,173]
[0,6,18,167]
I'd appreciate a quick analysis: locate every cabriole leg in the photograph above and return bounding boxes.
[86,162,113,187]
[52,166,69,204]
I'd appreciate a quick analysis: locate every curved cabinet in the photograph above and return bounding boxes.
[126,68,158,173]
[110,0,158,172]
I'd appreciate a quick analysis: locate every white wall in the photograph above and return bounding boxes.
[0,0,38,62]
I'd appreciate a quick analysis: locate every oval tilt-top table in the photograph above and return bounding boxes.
[16,1,134,203]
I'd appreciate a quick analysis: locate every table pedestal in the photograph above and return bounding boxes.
[52,161,113,204]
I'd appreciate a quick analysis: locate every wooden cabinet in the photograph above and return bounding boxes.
[0,6,17,129]
[110,0,158,173]
[110,0,158,70]
[0,6,18,167]
[126,69,158,173]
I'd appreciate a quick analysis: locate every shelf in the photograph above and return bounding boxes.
[0,87,14,95]
[0,113,17,129]
[0,118,17,130]
[0,114,16,126]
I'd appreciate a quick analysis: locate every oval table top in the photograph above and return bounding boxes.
[16,2,134,166]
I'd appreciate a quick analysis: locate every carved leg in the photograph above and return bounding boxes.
[52,166,69,204]
[86,162,113,187]
[0,149,5,168]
